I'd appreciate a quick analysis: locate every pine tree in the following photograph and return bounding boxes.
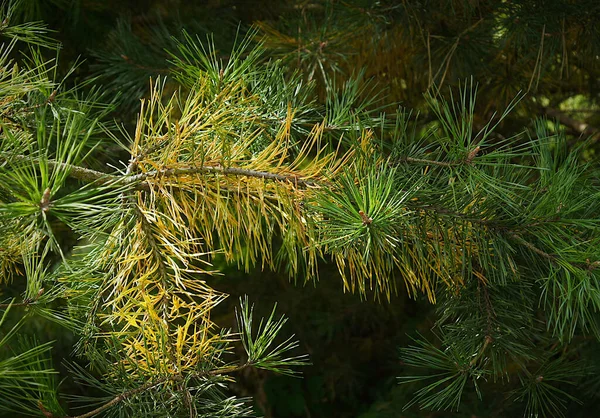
[1,1,600,417]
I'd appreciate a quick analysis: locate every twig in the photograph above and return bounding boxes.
[179,381,195,418]
[543,107,600,138]
[358,210,373,225]
[402,156,456,167]
[469,335,493,367]
[410,203,497,227]
[468,272,495,368]
[401,147,481,167]
[0,155,119,185]
[19,90,58,113]
[60,376,173,418]
[505,231,555,261]
[129,165,320,187]
[465,146,481,165]
[0,155,319,188]
[40,363,252,418]
[0,289,44,308]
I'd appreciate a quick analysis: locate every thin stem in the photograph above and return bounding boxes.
[468,274,495,368]
[402,156,456,167]
[410,203,498,227]
[40,364,252,418]
[505,231,555,261]
[0,289,44,308]
[469,335,493,367]
[543,107,600,138]
[130,165,319,187]
[0,300,37,308]
[1,155,319,187]
[1,155,119,185]
[62,376,172,418]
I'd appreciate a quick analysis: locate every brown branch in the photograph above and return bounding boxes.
[505,231,598,272]
[414,203,591,274]
[505,231,556,261]
[0,288,44,308]
[543,107,600,138]
[469,335,493,367]
[403,156,456,167]
[402,147,481,167]
[39,375,175,418]
[40,187,52,212]
[5,151,485,190]
[40,363,252,418]
[182,385,195,418]
[358,210,373,225]
[1,155,319,188]
[465,146,481,165]
[0,154,119,184]
[20,90,58,113]
[129,165,319,187]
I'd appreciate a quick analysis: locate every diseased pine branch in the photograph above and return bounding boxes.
[125,153,177,361]
[0,155,319,187]
[4,149,485,191]
[0,154,579,274]
[131,165,320,187]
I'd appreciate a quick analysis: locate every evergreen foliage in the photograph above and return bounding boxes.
[1,1,600,417]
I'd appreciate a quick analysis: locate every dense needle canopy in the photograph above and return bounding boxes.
[0,1,600,417]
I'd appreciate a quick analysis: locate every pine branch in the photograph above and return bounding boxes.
[122,155,178,363]
[411,203,498,227]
